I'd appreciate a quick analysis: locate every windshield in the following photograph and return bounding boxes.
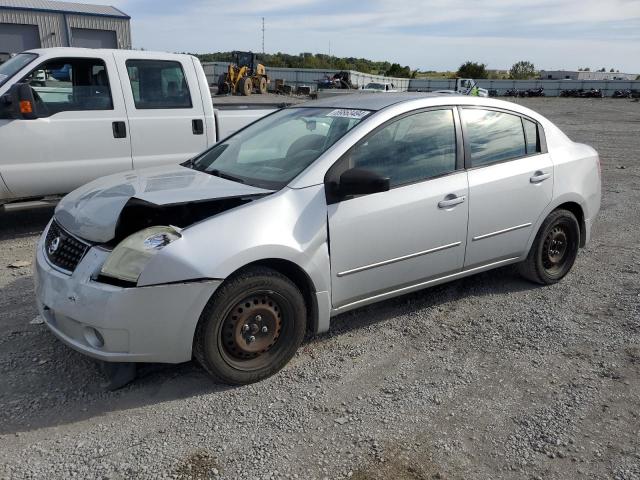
[365,83,384,90]
[0,53,38,87]
[191,107,371,189]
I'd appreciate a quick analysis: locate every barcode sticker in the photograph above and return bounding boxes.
[326,109,370,119]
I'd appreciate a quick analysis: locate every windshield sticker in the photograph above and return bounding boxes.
[326,109,369,119]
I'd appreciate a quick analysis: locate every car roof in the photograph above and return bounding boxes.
[295,92,443,111]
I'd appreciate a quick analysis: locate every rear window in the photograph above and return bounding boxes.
[523,118,540,154]
[125,59,192,109]
[462,109,526,166]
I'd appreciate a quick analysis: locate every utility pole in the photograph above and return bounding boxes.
[262,17,265,54]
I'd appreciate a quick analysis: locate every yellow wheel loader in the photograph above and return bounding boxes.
[217,51,269,96]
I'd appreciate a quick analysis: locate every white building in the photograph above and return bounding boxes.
[540,70,637,81]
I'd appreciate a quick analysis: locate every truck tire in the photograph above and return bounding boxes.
[258,76,268,94]
[193,266,307,385]
[518,209,580,285]
[217,74,229,95]
[239,77,252,96]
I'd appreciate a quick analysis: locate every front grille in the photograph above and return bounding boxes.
[44,220,90,273]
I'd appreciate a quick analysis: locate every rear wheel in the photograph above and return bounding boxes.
[193,267,306,385]
[239,77,253,96]
[518,209,580,285]
[258,76,268,94]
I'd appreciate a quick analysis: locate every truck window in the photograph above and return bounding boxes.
[19,58,113,117]
[125,60,192,109]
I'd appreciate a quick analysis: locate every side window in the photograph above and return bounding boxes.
[462,109,526,166]
[346,109,457,187]
[125,60,192,109]
[523,118,540,154]
[21,57,113,116]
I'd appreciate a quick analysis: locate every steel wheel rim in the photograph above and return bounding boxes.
[218,291,291,371]
[542,225,570,275]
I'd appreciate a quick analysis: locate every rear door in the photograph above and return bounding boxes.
[461,107,553,268]
[0,53,132,198]
[114,53,208,169]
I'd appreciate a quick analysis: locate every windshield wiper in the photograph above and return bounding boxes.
[208,169,245,184]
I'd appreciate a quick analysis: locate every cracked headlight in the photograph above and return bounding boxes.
[100,226,182,283]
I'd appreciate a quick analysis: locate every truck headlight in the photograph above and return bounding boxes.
[100,226,181,283]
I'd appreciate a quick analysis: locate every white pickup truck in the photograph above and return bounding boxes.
[0,48,276,210]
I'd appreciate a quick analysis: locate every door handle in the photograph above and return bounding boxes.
[438,195,466,209]
[192,119,204,135]
[112,121,127,139]
[530,171,551,183]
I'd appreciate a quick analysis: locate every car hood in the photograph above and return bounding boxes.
[55,165,273,243]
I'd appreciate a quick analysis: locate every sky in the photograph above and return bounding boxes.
[84,0,640,72]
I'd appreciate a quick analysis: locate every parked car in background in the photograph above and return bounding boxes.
[34,93,601,386]
[0,48,277,211]
[362,82,397,92]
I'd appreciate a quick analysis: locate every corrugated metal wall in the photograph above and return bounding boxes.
[409,78,640,96]
[202,62,412,92]
[0,9,66,47]
[66,14,130,49]
[204,63,639,96]
[0,7,131,49]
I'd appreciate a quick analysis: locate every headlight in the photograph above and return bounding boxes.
[100,226,181,283]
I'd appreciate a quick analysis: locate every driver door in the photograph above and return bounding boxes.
[0,54,131,198]
[327,108,469,308]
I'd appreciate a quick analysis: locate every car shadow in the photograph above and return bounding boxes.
[0,207,54,241]
[0,264,541,436]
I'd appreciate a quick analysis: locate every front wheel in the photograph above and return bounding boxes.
[193,267,307,385]
[518,209,580,285]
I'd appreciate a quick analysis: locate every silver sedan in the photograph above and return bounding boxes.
[35,93,601,385]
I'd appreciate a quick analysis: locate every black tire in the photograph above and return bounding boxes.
[239,77,252,96]
[518,209,580,285]
[193,267,306,385]
[258,76,268,94]
[217,74,228,95]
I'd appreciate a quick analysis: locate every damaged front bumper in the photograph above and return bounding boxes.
[34,231,221,364]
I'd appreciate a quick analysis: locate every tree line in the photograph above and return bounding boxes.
[195,52,632,80]
[194,51,416,78]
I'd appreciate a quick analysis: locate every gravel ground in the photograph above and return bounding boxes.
[0,98,639,480]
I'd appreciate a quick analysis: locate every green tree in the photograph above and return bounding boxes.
[456,61,488,79]
[509,60,536,79]
[385,63,412,78]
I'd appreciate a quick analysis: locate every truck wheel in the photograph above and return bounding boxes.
[258,77,268,94]
[239,77,253,96]
[518,209,580,285]
[193,267,307,385]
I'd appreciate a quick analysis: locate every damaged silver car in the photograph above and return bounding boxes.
[35,94,601,384]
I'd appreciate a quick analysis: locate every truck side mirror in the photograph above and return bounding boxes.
[7,83,39,120]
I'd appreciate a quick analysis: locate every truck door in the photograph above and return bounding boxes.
[114,53,208,169]
[0,54,132,199]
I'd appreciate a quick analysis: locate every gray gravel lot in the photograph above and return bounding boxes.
[0,98,639,480]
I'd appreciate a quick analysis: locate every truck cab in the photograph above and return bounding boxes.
[0,48,273,209]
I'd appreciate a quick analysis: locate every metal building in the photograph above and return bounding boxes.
[0,0,130,54]
[539,70,637,81]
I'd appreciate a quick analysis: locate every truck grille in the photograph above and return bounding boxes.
[44,220,90,273]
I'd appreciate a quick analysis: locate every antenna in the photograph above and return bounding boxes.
[262,17,265,54]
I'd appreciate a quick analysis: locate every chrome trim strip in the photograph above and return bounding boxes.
[472,223,532,242]
[334,257,520,312]
[336,241,462,277]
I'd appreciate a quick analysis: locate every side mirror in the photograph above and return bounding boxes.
[337,167,390,197]
[6,83,38,120]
